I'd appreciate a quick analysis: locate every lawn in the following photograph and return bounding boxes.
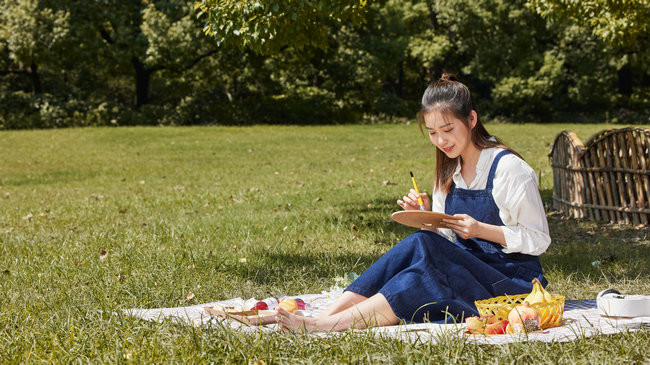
[1,123,648,363]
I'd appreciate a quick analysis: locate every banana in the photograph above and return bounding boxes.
[534,288,545,304]
[523,278,552,304]
[541,283,554,302]
[523,279,542,304]
[534,287,545,304]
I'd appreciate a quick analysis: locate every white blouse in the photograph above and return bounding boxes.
[431,147,551,256]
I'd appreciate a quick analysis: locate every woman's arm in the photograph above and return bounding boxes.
[442,214,506,246]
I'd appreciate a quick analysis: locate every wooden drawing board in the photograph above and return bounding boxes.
[391,210,460,229]
[204,307,277,326]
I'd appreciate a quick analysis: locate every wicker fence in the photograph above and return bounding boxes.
[548,127,650,225]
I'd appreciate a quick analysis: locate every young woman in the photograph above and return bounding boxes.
[277,73,551,332]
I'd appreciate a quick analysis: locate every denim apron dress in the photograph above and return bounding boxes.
[346,150,547,323]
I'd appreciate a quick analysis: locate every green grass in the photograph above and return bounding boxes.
[1,123,649,363]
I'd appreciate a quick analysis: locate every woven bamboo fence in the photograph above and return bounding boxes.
[548,127,650,225]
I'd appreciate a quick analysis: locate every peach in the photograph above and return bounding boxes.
[507,301,541,333]
[279,298,298,313]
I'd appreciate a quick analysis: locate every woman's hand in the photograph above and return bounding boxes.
[442,214,482,239]
[397,189,431,211]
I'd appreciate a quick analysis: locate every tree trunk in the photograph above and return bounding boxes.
[425,0,439,30]
[132,57,150,107]
[28,62,42,95]
[617,62,633,96]
[396,61,404,98]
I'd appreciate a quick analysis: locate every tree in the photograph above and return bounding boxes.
[0,0,69,94]
[196,0,367,54]
[528,0,649,100]
[527,0,649,48]
[86,0,219,107]
[0,0,234,128]
[1,0,647,129]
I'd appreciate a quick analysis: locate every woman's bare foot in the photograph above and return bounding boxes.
[276,307,323,333]
[277,293,399,333]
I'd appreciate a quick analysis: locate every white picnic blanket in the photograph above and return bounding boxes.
[123,288,650,343]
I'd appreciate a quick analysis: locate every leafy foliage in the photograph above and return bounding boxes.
[0,0,647,129]
[196,0,367,53]
[528,0,649,48]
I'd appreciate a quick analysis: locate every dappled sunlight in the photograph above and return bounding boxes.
[542,213,650,298]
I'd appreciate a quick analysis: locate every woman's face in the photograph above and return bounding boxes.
[423,110,477,159]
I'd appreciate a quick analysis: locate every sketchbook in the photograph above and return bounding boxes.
[391,210,460,229]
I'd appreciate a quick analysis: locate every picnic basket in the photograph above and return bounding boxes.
[475,294,565,329]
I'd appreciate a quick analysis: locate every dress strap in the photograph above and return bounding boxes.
[486,150,512,190]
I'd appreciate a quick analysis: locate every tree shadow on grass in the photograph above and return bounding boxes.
[542,212,650,281]
[510,188,649,279]
[219,249,379,290]
[331,196,421,238]
[221,197,419,290]
[1,169,100,186]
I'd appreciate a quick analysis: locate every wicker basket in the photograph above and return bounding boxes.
[475,294,565,329]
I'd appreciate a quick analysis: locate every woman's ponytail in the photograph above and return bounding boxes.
[438,73,458,83]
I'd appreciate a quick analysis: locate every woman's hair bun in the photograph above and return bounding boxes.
[440,73,458,82]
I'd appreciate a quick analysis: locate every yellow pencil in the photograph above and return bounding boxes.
[410,171,426,211]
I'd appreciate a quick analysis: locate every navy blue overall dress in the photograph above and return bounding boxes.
[346,150,547,323]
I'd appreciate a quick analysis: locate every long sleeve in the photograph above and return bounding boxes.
[492,156,551,256]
